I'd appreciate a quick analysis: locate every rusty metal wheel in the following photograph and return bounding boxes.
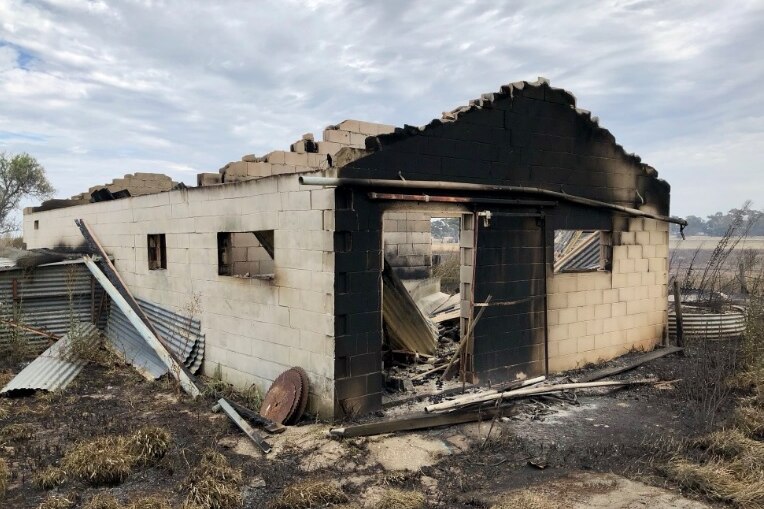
[259,368,304,425]
[285,367,310,425]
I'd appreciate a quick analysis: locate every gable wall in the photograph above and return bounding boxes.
[332,82,671,416]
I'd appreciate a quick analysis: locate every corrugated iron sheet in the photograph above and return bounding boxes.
[1,323,98,395]
[0,261,106,352]
[106,297,204,378]
[382,259,438,355]
[554,231,601,272]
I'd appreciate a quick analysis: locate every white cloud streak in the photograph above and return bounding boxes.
[0,0,762,217]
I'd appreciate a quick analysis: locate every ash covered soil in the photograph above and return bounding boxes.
[0,349,729,508]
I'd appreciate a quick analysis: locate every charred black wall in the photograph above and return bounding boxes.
[471,213,546,382]
[332,188,385,418]
[332,81,671,417]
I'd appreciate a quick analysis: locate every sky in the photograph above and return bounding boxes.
[0,0,762,221]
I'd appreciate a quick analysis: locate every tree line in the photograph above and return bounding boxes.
[671,206,764,237]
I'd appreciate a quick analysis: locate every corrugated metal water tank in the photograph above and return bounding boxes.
[669,305,746,340]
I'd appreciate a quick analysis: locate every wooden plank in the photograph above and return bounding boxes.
[329,405,512,438]
[76,219,165,341]
[83,256,201,398]
[76,218,202,394]
[421,376,546,412]
[0,319,60,342]
[431,309,461,323]
[221,398,285,434]
[440,295,492,381]
[673,280,685,349]
[217,398,271,454]
[575,347,684,383]
[424,378,659,413]
[382,375,545,410]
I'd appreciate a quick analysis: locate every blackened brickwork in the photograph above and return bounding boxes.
[332,80,671,417]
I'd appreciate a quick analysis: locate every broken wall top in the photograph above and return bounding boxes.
[334,78,671,214]
[210,78,666,194]
[31,172,180,213]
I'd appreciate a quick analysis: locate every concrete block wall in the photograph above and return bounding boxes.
[382,211,432,279]
[230,232,275,276]
[23,173,336,418]
[546,217,669,371]
[209,120,396,186]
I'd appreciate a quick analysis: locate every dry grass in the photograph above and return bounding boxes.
[65,328,115,366]
[728,367,764,391]
[126,496,173,509]
[0,457,9,496]
[267,480,348,509]
[127,426,172,464]
[180,450,243,509]
[0,369,13,387]
[733,405,764,438]
[432,252,459,290]
[37,495,75,509]
[60,426,172,487]
[0,422,36,443]
[202,375,262,411]
[694,428,764,467]
[373,488,425,509]
[83,493,122,509]
[35,466,67,490]
[664,457,764,507]
[62,436,134,486]
[491,490,562,509]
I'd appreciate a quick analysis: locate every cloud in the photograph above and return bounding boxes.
[0,0,762,218]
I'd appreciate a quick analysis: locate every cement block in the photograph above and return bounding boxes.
[197,173,222,186]
[266,151,287,164]
[317,141,344,155]
[324,129,351,144]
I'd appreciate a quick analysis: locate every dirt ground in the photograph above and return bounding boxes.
[0,347,736,508]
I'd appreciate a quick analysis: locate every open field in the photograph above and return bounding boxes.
[671,237,764,251]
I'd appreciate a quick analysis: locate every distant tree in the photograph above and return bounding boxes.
[0,153,54,234]
[682,215,706,236]
[705,211,733,236]
[431,217,460,241]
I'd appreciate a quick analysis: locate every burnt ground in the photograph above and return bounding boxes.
[0,344,741,509]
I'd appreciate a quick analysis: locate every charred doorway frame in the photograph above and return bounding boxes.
[368,192,557,383]
[465,209,549,381]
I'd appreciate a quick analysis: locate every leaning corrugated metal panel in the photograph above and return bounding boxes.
[1,323,98,395]
[107,303,168,379]
[105,298,205,378]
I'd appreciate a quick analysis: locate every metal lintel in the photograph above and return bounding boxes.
[367,192,556,208]
[477,211,544,219]
[300,176,687,226]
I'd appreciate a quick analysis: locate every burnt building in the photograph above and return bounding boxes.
[21,78,682,419]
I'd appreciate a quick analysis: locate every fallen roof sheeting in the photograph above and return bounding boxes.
[107,297,205,379]
[82,256,201,397]
[382,259,438,355]
[1,323,98,395]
